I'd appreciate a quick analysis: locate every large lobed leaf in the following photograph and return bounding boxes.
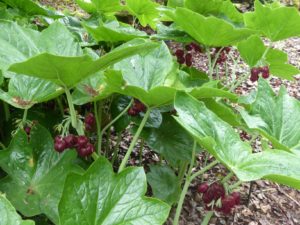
[58,156,170,225]
[244,0,300,41]
[0,125,83,224]
[0,20,157,88]
[170,7,254,47]
[174,92,300,189]
[0,194,35,225]
[240,79,300,152]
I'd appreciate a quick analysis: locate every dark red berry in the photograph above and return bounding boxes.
[261,66,270,79]
[202,182,225,204]
[54,137,67,153]
[85,113,95,126]
[198,183,209,193]
[175,49,184,58]
[185,44,193,51]
[64,134,77,148]
[216,52,227,64]
[133,99,146,112]
[219,195,236,214]
[77,143,95,157]
[191,43,201,52]
[177,56,185,64]
[76,135,89,147]
[24,126,31,135]
[128,108,138,116]
[250,68,259,82]
[231,192,241,205]
[185,53,193,67]
[224,47,231,54]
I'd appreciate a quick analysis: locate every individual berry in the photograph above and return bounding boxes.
[84,113,95,126]
[219,195,236,214]
[216,52,227,64]
[191,43,201,52]
[177,56,185,64]
[24,126,31,135]
[64,134,77,148]
[250,68,259,82]
[77,143,95,157]
[231,192,241,205]
[185,53,193,67]
[133,99,146,112]
[261,66,270,79]
[128,108,138,116]
[76,135,89,148]
[224,47,231,54]
[202,182,225,204]
[54,136,67,153]
[198,183,209,193]
[185,44,193,51]
[175,49,184,58]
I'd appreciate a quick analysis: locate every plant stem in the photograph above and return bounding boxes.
[118,108,151,173]
[190,160,218,181]
[0,142,6,149]
[94,101,102,155]
[65,88,77,130]
[229,180,243,190]
[178,162,188,185]
[139,139,144,166]
[222,172,234,184]
[99,99,133,153]
[3,102,10,121]
[173,141,197,225]
[22,109,28,127]
[112,132,122,166]
[105,126,111,157]
[56,97,65,117]
[201,211,214,225]
[206,48,213,80]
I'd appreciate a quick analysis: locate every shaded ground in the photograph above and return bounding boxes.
[38,1,300,224]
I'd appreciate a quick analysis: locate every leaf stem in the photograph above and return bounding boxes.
[229,180,243,190]
[201,211,214,225]
[173,157,218,225]
[118,108,151,173]
[112,132,122,166]
[94,101,102,155]
[65,88,77,130]
[206,48,213,80]
[22,109,28,127]
[99,99,133,152]
[0,142,6,149]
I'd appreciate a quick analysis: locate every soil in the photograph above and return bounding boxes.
[37,1,300,224]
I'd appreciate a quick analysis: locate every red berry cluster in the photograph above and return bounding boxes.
[250,66,270,82]
[54,134,95,157]
[84,113,96,132]
[198,182,240,214]
[24,126,31,136]
[212,47,231,65]
[127,99,146,116]
[174,42,201,67]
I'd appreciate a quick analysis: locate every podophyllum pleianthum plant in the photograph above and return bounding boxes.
[0,0,300,224]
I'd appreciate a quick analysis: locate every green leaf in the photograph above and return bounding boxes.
[126,0,160,29]
[167,0,184,8]
[237,35,266,67]
[140,114,195,166]
[75,0,97,13]
[266,49,299,80]
[9,40,158,88]
[174,92,300,189]
[147,165,181,205]
[244,0,300,41]
[83,19,147,43]
[0,20,157,88]
[185,0,244,25]
[1,0,57,17]
[91,0,122,13]
[0,75,63,109]
[58,157,170,225]
[0,125,83,224]
[170,7,254,46]
[240,78,300,152]
[153,23,193,43]
[0,194,35,225]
